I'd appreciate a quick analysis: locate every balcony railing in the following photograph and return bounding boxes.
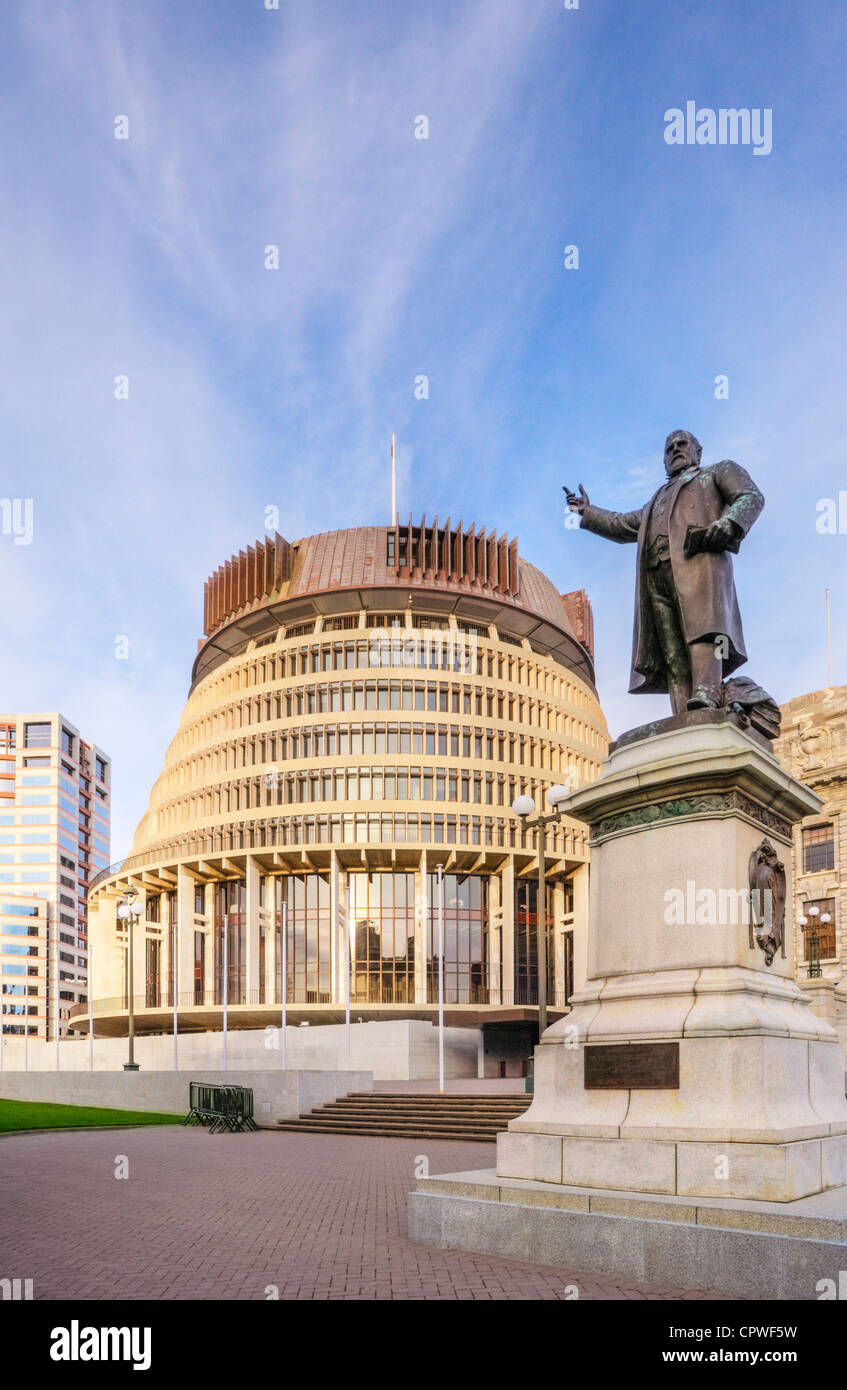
[67,986,571,1020]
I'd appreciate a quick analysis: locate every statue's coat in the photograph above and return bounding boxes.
[579,460,764,695]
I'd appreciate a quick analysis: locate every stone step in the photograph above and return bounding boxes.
[274,1089,528,1142]
[329,1099,528,1111]
[273,1120,497,1142]
[347,1092,527,1101]
[299,1113,508,1132]
[324,1102,526,1115]
[310,1107,519,1123]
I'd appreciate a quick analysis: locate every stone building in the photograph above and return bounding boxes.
[774,684,847,1050]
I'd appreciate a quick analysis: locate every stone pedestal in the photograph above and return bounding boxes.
[498,714,847,1202]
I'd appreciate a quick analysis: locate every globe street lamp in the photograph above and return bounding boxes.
[806,904,822,979]
[511,785,572,1036]
[117,887,144,1071]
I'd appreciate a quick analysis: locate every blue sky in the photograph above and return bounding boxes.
[1,0,846,853]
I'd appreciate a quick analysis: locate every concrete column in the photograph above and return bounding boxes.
[176,867,196,1003]
[245,855,261,1005]
[90,894,122,1000]
[330,850,343,1004]
[501,856,515,1003]
[268,879,280,1005]
[571,861,590,993]
[203,882,215,1001]
[414,851,428,1005]
[488,873,502,1005]
[552,879,566,1006]
[131,887,147,1013]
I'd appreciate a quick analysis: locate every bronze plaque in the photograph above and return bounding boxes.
[584,1042,679,1090]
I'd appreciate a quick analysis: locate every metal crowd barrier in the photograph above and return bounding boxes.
[183,1082,258,1134]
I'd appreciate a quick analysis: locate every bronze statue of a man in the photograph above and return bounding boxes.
[565,430,764,716]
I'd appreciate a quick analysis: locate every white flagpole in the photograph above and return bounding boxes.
[826,587,833,687]
[88,937,94,1073]
[55,926,60,1071]
[173,920,178,1072]
[438,865,445,1094]
[281,900,287,1070]
[391,434,397,527]
[222,911,229,1072]
[345,884,351,1068]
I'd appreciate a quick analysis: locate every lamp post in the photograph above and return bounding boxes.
[87,938,94,1073]
[281,900,287,1071]
[511,785,571,1037]
[437,863,445,1095]
[117,886,143,1070]
[806,905,823,980]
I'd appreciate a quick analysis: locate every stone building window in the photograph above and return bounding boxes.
[801,899,836,961]
[802,824,835,874]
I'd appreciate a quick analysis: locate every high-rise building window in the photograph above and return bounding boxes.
[61,728,75,758]
[95,756,108,784]
[802,824,835,874]
[24,723,51,748]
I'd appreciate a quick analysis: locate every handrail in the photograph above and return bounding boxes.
[68,987,572,1019]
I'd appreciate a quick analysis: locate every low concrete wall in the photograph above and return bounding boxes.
[0,1068,371,1121]
[0,1018,480,1081]
[407,1188,847,1300]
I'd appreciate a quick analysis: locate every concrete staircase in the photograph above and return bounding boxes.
[273,1091,530,1142]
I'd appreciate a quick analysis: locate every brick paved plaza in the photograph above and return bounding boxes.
[1,1129,730,1300]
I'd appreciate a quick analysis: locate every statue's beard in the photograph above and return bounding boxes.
[665,453,696,477]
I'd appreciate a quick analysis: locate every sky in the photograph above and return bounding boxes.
[1,0,846,854]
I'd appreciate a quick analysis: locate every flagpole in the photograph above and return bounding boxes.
[826,587,833,687]
[88,937,94,1073]
[222,911,229,1072]
[345,884,351,1068]
[391,433,397,527]
[281,900,287,1070]
[437,864,445,1095]
[173,920,178,1072]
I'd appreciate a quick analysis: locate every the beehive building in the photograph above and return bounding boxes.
[78,519,609,1073]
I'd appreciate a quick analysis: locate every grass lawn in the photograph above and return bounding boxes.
[0,1098,183,1133]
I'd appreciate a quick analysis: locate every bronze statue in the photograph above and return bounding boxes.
[565,430,766,718]
[748,839,786,967]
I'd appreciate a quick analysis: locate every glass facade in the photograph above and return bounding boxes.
[116,869,581,1010]
[349,871,415,1003]
[274,873,332,1003]
[514,880,556,1004]
[426,873,488,1003]
[213,881,246,1004]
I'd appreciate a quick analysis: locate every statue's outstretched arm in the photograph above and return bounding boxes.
[580,504,644,544]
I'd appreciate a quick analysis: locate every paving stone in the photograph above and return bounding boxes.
[0,1128,729,1300]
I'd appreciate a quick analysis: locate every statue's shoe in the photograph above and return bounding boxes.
[686,688,721,710]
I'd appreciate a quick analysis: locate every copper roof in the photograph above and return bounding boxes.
[196,521,595,689]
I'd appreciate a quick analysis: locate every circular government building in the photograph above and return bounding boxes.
[79,519,608,1075]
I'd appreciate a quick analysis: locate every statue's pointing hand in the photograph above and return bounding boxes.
[564,483,589,515]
